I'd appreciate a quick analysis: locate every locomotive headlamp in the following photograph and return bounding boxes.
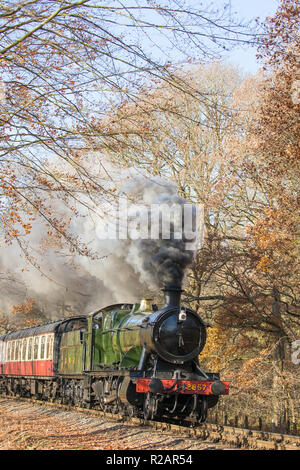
[178,309,187,322]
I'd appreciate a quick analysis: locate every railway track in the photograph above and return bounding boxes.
[1,394,299,450]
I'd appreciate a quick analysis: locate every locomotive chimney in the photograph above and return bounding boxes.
[163,285,183,307]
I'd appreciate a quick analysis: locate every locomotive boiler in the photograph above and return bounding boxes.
[0,285,229,423]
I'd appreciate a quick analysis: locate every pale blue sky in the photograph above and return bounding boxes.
[224,0,280,73]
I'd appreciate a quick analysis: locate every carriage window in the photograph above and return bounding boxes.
[40,336,46,359]
[49,336,53,360]
[11,341,15,361]
[18,340,22,361]
[28,338,33,360]
[7,342,11,361]
[15,341,20,361]
[22,339,27,361]
[33,337,39,360]
[46,335,51,359]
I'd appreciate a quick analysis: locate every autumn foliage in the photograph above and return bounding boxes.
[0,298,46,333]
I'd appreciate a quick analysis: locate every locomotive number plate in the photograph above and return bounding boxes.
[184,382,208,392]
[136,379,229,395]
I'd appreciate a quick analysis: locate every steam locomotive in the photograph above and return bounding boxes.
[0,286,229,423]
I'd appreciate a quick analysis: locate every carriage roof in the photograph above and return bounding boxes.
[0,315,87,342]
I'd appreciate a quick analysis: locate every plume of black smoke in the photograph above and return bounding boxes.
[117,175,197,289]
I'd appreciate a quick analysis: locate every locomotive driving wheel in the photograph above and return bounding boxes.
[143,392,158,420]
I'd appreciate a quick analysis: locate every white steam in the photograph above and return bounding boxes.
[0,155,198,320]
